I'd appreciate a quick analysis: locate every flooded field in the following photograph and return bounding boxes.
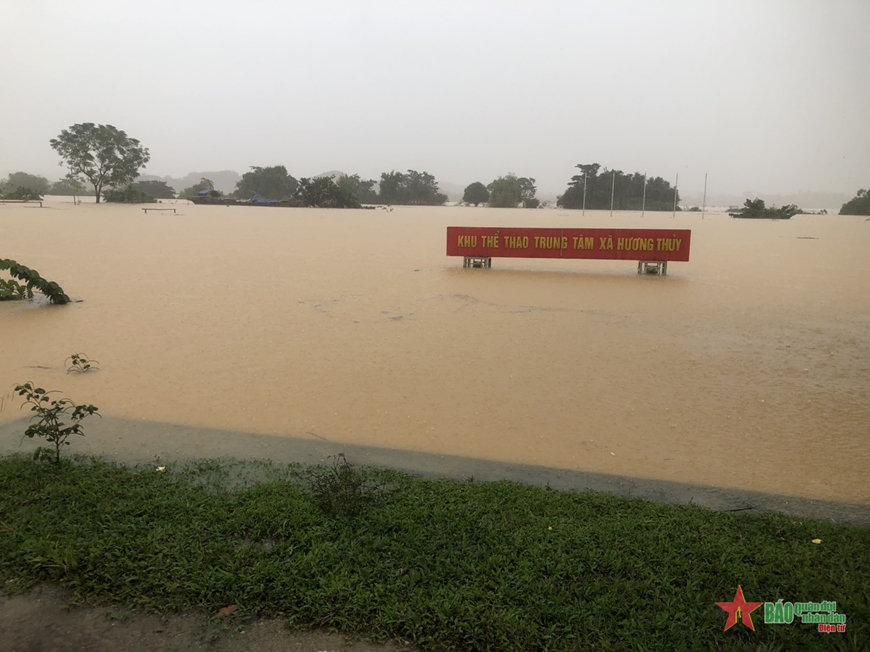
[1,198,868,505]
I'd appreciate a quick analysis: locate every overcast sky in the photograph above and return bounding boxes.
[2,0,867,197]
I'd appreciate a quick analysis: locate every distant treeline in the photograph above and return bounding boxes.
[557,164,679,211]
[179,167,449,208]
[0,167,452,208]
[0,165,679,211]
[11,164,858,214]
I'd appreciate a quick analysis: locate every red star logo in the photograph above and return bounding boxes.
[716,586,764,631]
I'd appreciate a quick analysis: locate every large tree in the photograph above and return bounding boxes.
[462,182,489,206]
[487,174,537,208]
[840,188,870,216]
[233,166,298,200]
[49,123,150,203]
[487,175,521,208]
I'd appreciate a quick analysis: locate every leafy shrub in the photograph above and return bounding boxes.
[14,382,100,464]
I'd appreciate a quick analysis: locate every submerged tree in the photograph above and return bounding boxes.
[49,123,150,203]
[296,177,361,208]
[487,175,521,208]
[0,259,70,304]
[233,166,298,200]
[462,182,489,206]
[335,174,379,204]
[840,188,870,216]
[487,174,538,208]
[558,163,678,211]
[378,170,446,205]
[1,172,50,196]
[134,180,176,199]
[0,186,43,201]
[103,185,155,203]
[728,198,799,219]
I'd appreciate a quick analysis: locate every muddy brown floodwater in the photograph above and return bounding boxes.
[1,198,868,507]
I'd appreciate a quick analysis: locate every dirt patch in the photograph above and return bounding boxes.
[0,585,414,652]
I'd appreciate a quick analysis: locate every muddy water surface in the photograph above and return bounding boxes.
[1,198,868,504]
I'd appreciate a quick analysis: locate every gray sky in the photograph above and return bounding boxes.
[2,0,868,197]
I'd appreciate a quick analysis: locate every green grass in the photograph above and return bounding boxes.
[0,455,867,651]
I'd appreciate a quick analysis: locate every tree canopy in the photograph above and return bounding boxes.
[487,174,538,208]
[296,177,361,208]
[557,163,678,211]
[49,123,150,203]
[840,188,870,216]
[463,182,489,206]
[378,170,446,205]
[233,166,298,200]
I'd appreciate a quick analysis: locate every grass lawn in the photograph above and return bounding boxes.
[0,455,866,651]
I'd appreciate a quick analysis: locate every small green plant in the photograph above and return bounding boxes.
[304,454,393,517]
[66,353,99,374]
[15,381,100,463]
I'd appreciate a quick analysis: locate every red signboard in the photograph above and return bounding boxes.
[446,227,691,262]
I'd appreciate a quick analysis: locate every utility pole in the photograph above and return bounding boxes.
[701,173,708,219]
[641,174,647,218]
[672,173,679,218]
[582,172,587,216]
[610,171,616,217]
